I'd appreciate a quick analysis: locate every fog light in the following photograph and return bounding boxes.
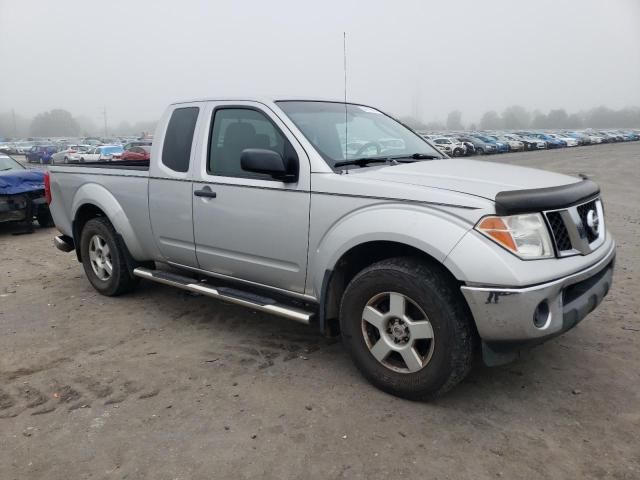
[533,300,550,328]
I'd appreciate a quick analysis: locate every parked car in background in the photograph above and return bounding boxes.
[0,154,52,228]
[120,146,151,161]
[548,133,578,147]
[14,142,36,154]
[26,145,58,164]
[530,133,565,148]
[504,133,546,151]
[51,145,92,164]
[431,137,465,156]
[472,134,509,153]
[459,136,497,154]
[123,140,152,151]
[68,145,124,162]
[490,135,524,152]
[453,137,475,156]
[114,139,153,160]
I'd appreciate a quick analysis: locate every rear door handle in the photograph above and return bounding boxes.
[194,188,217,198]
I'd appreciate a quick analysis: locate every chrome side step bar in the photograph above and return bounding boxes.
[133,267,313,324]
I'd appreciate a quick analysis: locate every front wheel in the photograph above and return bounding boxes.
[339,257,476,400]
[80,217,139,296]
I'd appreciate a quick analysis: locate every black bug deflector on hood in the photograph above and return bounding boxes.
[494,179,600,215]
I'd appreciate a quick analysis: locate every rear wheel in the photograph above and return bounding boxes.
[340,257,476,400]
[80,217,138,296]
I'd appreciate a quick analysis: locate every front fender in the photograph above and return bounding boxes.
[71,183,145,259]
[309,203,473,298]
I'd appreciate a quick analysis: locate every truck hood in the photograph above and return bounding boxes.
[356,158,580,201]
[0,169,45,195]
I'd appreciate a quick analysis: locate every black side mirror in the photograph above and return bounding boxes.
[240,148,297,182]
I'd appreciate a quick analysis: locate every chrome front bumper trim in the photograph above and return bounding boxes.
[461,241,616,342]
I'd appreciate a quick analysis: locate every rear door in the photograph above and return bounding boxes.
[192,102,310,294]
[148,104,202,266]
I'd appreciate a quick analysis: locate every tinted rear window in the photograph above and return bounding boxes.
[162,107,199,172]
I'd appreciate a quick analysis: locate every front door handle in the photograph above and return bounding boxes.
[194,188,217,198]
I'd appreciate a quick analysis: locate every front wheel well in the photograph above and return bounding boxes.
[320,241,463,336]
[72,204,107,261]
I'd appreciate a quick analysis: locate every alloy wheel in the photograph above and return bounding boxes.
[361,292,435,373]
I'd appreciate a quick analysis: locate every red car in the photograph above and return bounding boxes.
[120,146,151,161]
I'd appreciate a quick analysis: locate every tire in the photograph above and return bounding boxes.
[339,257,476,401]
[80,217,138,296]
[36,209,54,228]
[476,148,484,155]
[453,148,462,157]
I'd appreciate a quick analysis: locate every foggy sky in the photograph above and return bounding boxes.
[1,0,639,126]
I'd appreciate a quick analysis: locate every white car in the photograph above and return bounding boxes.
[432,137,465,156]
[494,135,524,152]
[68,145,124,162]
[548,133,578,147]
[585,133,603,144]
[51,145,92,164]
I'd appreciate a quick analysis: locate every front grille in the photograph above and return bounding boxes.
[546,211,572,251]
[544,197,604,256]
[576,200,598,243]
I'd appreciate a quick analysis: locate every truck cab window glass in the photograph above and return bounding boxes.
[277,101,442,168]
[162,107,199,173]
[207,108,293,180]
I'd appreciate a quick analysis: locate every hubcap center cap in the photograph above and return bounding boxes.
[388,318,410,344]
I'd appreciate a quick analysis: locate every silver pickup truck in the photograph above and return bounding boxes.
[47,99,615,400]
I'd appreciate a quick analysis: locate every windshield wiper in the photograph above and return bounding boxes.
[391,153,442,162]
[333,157,396,169]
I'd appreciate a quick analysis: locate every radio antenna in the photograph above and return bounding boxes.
[343,31,348,161]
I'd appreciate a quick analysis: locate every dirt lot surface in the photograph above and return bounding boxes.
[1,144,639,480]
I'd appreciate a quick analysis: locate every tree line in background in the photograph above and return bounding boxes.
[0,109,157,139]
[400,105,640,132]
[2,105,640,140]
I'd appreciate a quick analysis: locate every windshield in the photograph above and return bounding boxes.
[277,101,442,168]
[0,156,24,171]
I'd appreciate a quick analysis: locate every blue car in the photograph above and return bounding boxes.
[0,154,52,227]
[26,145,58,164]
[472,135,509,153]
[530,133,565,149]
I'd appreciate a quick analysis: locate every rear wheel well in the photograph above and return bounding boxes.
[321,241,463,336]
[73,204,107,261]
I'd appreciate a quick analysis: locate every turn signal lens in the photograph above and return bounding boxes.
[476,217,517,252]
[476,213,554,259]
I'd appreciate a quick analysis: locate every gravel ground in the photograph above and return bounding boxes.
[1,144,639,480]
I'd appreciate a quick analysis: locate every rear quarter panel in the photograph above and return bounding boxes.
[49,167,159,261]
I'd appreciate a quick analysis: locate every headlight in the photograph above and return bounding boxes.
[475,213,554,259]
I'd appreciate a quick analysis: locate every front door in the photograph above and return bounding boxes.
[192,103,310,294]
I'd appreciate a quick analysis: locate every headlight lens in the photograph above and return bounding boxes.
[476,213,554,259]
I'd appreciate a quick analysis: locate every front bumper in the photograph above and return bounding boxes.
[461,240,615,348]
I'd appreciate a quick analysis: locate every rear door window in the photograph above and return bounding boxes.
[162,107,199,172]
